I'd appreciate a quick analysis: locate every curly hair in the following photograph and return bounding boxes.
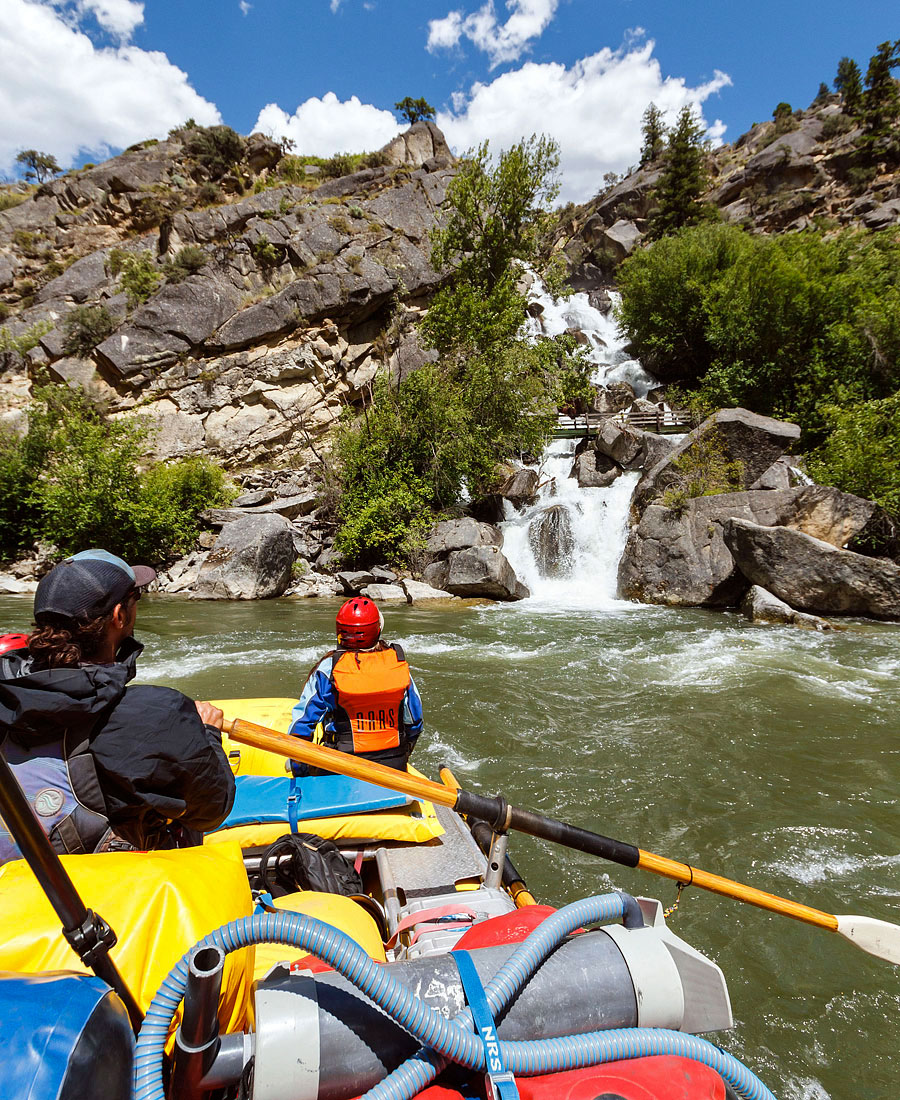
[28,613,114,669]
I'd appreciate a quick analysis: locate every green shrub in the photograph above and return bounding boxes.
[108,249,161,307]
[659,426,744,512]
[251,237,280,272]
[322,153,355,179]
[807,394,900,516]
[197,182,223,206]
[328,214,352,234]
[0,191,28,212]
[61,305,116,357]
[0,384,233,562]
[821,113,854,139]
[0,320,53,355]
[163,245,207,282]
[185,125,245,179]
[616,222,900,442]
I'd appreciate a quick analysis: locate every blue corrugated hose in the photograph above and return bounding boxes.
[132,893,777,1100]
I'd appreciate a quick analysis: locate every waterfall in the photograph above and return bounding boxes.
[501,445,640,606]
[500,281,654,606]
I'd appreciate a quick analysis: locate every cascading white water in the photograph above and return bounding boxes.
[501,282,655,606]
[522,280,656,398]
[502,448,640,607]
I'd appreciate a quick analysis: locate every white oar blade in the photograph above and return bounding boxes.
[836,915,900,965]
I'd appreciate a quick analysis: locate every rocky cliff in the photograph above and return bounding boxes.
[557,96,900,298]
[0,121,454,470]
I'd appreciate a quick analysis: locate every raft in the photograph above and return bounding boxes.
[0,698,773,1100]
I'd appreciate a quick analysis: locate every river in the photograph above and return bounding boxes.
[1,589,897,1099]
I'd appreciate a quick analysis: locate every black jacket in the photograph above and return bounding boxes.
[0,637,235,850]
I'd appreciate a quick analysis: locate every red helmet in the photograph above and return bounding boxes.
[336,598,383,650]
[0,633,29,655]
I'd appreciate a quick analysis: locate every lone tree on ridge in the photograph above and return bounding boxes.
[395,97,436,125]
[15,150,61,183]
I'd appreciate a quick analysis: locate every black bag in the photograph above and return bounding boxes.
[256,832,363,898]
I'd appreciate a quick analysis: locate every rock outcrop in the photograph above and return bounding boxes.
[634,408,801,511]
[740,584,833,631]
[724,518,900,620]
[617,489,800,607]
[191,514,296,599]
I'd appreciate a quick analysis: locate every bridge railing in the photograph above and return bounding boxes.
[555,409,694,436]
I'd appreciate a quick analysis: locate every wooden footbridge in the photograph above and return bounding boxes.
[553,409,694,439]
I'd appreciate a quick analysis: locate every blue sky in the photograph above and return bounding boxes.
[0,1,895,202]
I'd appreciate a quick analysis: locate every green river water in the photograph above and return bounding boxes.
[1,592,898,1099]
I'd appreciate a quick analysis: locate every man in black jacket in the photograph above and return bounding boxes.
[0,549,235,858]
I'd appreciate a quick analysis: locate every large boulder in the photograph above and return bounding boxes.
[780,485,878,548]
[426,518,503,557]
[191,514,295,599]
[634,408,800,511]
[528,505,574,577]
[379,121,454,170]
[617,489,801,607]
[401,579,456,602]
[570,448,620,488]
[595,420,643,467]
[443,546,529,601]
[496,467,539,510]
[740,584,833,631]
[724,518,900,621]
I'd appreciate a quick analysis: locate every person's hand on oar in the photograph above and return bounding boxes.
[222,716,900,966]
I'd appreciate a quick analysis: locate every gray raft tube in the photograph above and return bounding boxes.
[135,895,775,1100]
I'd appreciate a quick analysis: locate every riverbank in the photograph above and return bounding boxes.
[2,592,897,1097]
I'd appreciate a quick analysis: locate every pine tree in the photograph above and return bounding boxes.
[649,106,708,239]
[639,103,666,166]
[394,97,436,125]
[834,57,863,115]
[862,40,900,136]
[813,82,832,106]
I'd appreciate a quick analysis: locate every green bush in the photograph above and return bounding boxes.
[185,125,245,178]
[322,153,355,179]
[0,385,233,562]
[163,246,207,282]
[108,249,161,307]
[197,182,223,206]
[0,191,28,212]
[61,305,116,357]
[0,320,53,355]
[807,394,900,516]
[660,427,744,513]
[616,222,900,442]
[251,237,280,272]
[331,134,587,565]
[821,113,855,139]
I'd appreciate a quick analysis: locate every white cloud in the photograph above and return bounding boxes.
[0,0,221,176]
[239,0,251,13]
[254,93,402,155]
[437,38,731,202]
[428,0,558,68]
[330,0,342,11]
[74,0,144,41]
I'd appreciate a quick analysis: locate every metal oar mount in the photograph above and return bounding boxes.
[224,717,900,966]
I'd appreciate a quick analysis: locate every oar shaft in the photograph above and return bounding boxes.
[224,719,840,935]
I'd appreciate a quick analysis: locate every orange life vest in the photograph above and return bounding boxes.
[330,644,412,754]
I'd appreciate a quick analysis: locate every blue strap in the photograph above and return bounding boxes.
[287,773,301,834]
[452,949,520,1100]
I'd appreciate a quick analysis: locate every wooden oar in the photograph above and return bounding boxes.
[223,717,900,965]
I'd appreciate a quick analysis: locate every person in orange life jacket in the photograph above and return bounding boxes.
[0,550,235,860]
[288,597,423,774]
